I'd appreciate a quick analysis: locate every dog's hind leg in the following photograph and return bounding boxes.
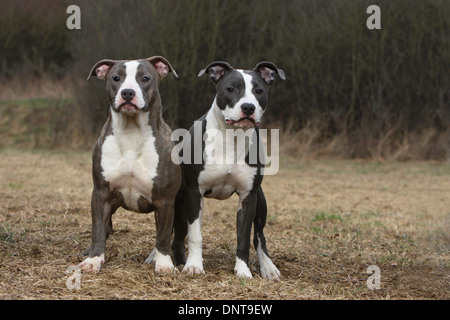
[253,186,281,280]
[171,186,188,266]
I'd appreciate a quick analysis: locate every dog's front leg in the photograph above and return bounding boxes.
[183,188,205,275]
[79,189,114,273]
[234,191,258,278]
[153,199,177,274]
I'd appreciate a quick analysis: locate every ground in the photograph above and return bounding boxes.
[0,149,448,299]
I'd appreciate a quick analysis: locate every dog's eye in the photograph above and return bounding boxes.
[142,76,150,82]
[226,87,234,93]
[255,88,264,95]
[112,76,120,82]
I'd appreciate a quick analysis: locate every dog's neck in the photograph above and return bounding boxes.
[110,110,150,133]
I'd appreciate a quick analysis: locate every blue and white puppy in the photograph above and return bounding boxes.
[171,61,285,279]
[80,56,181,274]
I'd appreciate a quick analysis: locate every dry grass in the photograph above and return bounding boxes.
[0,76,75,102]
[275,117,449,161]
[0,149,448,300]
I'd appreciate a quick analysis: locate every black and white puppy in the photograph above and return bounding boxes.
[171,61,285,279]
[80,56,181,274]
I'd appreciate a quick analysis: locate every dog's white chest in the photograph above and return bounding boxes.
[199,163,256,200]
[198,110,257,199]
[101,125,159,211]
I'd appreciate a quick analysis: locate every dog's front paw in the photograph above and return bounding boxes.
[234,258,253,278]
[155,264,178,274]
[182,257,204,275]
[153,249,177,274]
[183,264,205,275]
[79,254,104,273]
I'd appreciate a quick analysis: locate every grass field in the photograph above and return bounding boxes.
[0,149,448,299]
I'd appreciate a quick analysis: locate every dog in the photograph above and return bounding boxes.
[171,61,285,279]
[79,56,181,274]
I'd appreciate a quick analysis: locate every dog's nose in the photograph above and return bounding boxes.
[121,89,135,101]
[241,103,256,116]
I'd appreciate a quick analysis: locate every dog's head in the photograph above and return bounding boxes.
[199,61,285,129]
[88,56,177,114]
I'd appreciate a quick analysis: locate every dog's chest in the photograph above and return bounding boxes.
[199,163,256,200]
[197,111,257,199]
[101,126,159,211]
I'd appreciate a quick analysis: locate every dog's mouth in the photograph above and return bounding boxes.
[118,102,140,113]
[225,117,259,128]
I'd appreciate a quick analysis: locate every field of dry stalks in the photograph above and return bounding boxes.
[0,150,448,300]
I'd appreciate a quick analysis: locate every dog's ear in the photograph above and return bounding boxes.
[147,56,178,79]
[198,61,234,83]
[253,62,286,85]
[87,59,116,80]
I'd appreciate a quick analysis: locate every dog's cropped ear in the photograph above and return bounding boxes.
[147,56,178,79]
[253,62,286,85]
[87,59,117,81]
[198,61,234,83]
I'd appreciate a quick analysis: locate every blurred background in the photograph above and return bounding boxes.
[0,0,448,160]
